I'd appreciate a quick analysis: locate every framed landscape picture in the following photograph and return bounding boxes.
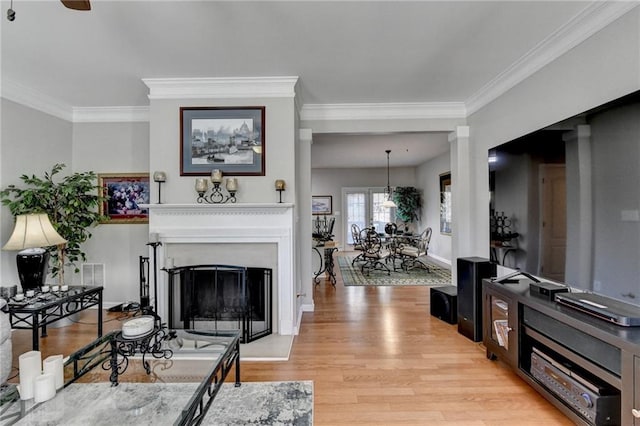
[98,173,150,224]
[312,195,332,215]
[440,172,452,235]
[180,106,265,176]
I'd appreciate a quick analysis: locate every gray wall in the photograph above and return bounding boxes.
[72,121,150,305]
[466,9,640,304]
[590,102,640,301]
[416,151,452,264]
[0,99,72,291]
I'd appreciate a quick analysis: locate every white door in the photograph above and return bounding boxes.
[343,188,394,246]
[539,165,567,282]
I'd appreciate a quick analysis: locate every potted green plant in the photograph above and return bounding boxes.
[393,186,421,232]
[1,163,108,284]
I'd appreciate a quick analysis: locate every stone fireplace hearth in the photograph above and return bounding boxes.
[144,203,295,336]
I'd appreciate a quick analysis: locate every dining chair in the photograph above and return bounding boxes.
[351,224,366,266]
[360,228,391,276]
[398,227,432,271]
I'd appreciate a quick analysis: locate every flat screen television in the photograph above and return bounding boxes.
[489,90,640,308]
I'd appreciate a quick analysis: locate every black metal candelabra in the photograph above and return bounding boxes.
[197,182,237,204]
[145,241,162,323]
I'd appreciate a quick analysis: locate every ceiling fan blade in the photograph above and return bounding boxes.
[60,0,91,11]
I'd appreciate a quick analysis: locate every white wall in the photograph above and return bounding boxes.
[416,151,451,264]
[1,99,73,290]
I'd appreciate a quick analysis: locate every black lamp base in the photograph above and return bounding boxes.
[16,248,50,291]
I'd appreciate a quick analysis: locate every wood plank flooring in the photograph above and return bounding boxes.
[8,253,573,425]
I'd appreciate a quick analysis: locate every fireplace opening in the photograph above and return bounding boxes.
[165,264,272,343]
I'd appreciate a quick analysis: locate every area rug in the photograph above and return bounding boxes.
[338,255,451,286]
[204,381,313,425]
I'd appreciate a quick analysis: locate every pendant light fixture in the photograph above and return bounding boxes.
[382,149,397,208]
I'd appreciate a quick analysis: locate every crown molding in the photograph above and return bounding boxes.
[142,76,299,100]
[1,79,73,122]
[466,1,640,115]
[72,106,150,123]
[300,102,467,121]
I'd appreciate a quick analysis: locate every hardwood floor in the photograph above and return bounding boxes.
[8,254,573,425]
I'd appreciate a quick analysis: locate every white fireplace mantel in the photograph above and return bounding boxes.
[143,203,296,336]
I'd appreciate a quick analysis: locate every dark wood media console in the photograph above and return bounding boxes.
[482,278,640,425]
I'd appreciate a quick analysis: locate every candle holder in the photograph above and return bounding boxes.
[195,171,237,204]
[153,171,166,204]
[275,179,285,203]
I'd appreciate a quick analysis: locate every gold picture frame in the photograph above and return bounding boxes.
[98,173,150,224]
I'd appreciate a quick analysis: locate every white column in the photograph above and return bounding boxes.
[449,126,473,285]
[563,125,593,289]
[297,129,314,321]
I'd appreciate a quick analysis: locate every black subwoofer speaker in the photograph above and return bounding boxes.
[430,286,457,324]
[457,257,495,342]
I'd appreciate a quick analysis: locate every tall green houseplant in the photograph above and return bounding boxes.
[1,164,107,284]
[393,186,421,229]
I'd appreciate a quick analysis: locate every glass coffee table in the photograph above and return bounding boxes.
[1,329,240,425]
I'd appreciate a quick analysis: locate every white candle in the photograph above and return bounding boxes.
[211,169,223,183]
[43,354,64,390]
[26,290,35,298]
[61,285,69,292]
[33,373,56,403]
[41,285,50,293]
[52,285,59,292]
[195,178,208,192]
[18,350,42,400]
[226,178,237,192]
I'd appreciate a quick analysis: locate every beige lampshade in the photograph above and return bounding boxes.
[2,213,67,251]
[382,199,397,208]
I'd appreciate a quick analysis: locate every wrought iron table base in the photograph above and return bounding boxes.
[313,246,338,286]
[108,327,173,386]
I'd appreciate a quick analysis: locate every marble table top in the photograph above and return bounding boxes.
[9,382,200,425]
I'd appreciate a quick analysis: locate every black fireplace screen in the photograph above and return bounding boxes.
[165,264,272,343]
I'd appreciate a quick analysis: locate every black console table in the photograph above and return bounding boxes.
[7,286,103,350]
[313,242,338,286]
[482,278,640,425]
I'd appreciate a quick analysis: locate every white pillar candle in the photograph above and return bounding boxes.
[195,178,208,192]
[211,169,223,183]
[226,178,237,192]
[33,373,56,403]
[43,355,64,390]
[18,350,42,400]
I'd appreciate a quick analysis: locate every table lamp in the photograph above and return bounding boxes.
[2,213,67,292]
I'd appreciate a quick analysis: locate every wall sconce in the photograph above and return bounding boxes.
[153,171,166,204]
[195,169,237,204]
[275,179,285,203]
